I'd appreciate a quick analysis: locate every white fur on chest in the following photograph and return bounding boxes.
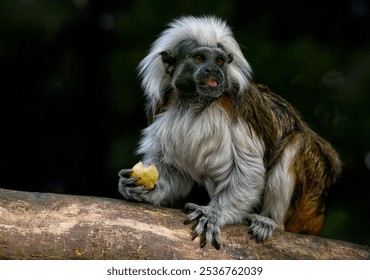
[138,102,264,183]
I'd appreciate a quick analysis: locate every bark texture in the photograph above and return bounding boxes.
[0,188,368,260]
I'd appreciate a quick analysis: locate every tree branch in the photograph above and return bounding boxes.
[0,188,368,259]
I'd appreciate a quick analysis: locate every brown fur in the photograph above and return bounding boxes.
[240,83,342,235]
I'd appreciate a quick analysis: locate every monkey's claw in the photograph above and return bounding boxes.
[183,203,206,220]
[245,214,278,242]
[118,169,148,202]
[118,169,140,185]
[183,203,222,250]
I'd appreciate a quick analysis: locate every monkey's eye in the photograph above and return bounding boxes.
[215,57,225,67]
[193,55,204,64]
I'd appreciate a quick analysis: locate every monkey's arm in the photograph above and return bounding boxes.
[184,147,274,249]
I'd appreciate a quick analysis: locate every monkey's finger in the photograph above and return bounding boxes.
[183,203,206,219]
[211,237,221,250]
[211,229,221,250]
[119,176,140,186]
[184,210,203,224]
[188,217,207,242]
[191,231,199,241]
[205,223,221,250]
[183,203,199,213]
[186,209,205,221]
[183,218,198,226]
[193,217,208,235]
[183,203,205,221]
[118,169,133,178]
[248,231,264,243]
[248,224,267,243]
[199,234,207,248]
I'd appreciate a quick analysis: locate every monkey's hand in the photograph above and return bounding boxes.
[245,213,278,242]
[183,203,222,250]
[118,169,150,202]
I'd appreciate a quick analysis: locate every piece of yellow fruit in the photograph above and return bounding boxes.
[130,161,159,190]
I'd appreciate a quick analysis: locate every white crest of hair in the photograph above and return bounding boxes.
[138,15,252,116]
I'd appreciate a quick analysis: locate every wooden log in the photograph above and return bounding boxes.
[0,188,368,260]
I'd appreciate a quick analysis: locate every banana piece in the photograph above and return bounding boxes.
[130,161,159,190]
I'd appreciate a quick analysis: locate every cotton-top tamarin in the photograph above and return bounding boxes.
[118,16,341,249]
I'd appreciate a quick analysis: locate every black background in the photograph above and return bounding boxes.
[0,0,369,245]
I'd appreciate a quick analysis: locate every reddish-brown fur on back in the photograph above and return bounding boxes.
[240,83,341,235]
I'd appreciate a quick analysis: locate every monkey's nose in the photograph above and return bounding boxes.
[205,67,219,74]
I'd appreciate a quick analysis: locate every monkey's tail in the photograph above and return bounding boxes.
[285,133,342,235]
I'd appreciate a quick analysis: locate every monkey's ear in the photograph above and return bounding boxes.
[160,50,176,75]
[227,53,234,64]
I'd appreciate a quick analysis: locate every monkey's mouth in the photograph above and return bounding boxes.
[197,77,225,97]
[202,78,219,87]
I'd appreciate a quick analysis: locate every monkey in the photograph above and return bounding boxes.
[118,16,341,250]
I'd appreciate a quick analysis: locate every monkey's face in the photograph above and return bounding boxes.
[161,41,233,99]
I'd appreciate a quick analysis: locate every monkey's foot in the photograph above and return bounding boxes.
[245,214,278,242]
[118,169,149,202]
[183,203,222,250]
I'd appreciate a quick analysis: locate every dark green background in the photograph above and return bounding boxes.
[1,0,369,245]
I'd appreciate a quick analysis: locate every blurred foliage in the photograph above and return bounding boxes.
[0,0,369,245]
